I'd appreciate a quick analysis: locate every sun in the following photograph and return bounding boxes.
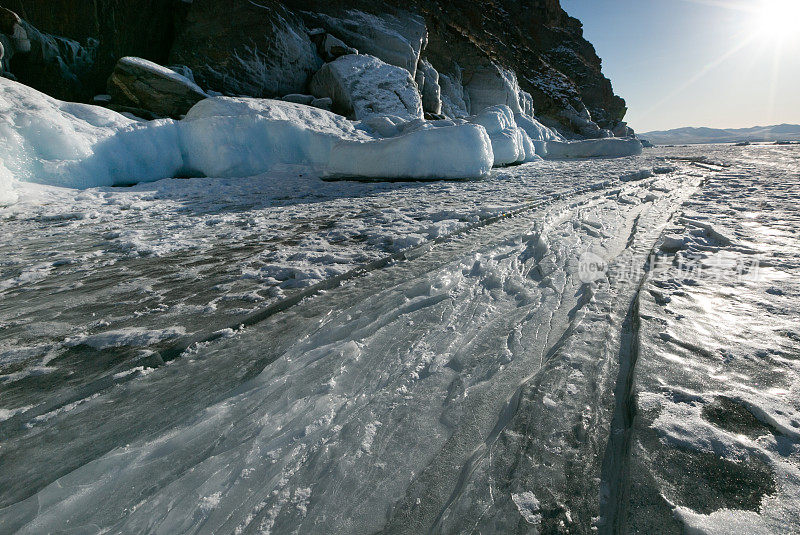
[755,0,800,43]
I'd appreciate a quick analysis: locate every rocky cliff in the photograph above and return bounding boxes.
[1,0,631,137]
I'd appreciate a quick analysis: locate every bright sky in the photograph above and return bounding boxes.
[561,0,800,132]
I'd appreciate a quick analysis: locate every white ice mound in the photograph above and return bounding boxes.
[0,161,17,206]
[326,123,493,180]
[514,113,563,158]
[545,138,643,159]
[181,97,370,177]
[310,54,424,121]
[468,105,540,166]
[0,77,183,190]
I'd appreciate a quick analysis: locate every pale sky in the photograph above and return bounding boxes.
[561,0,800,132]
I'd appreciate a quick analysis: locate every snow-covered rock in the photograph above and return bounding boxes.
[518,90,535,117]
[167,64,196,84]
[282,94,315,105]
[306,10,427,78]
[465,63,525,115]
[0,77,183,191]
[310,97,333,111]
[326,123,493,180]
[545,138,643,159]
[310,54,423,121]
[108,57,209,118]
[416,59,442,116]
[611,121,635,138]
[558,104,611,139]
[358,114,406,138]
[439,70,470,119]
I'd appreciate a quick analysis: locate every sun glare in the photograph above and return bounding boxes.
[756,0,800,43]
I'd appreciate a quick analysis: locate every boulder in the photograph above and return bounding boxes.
[416,59,442,116]
[611,121,635,138]
[167,64,196,84]
[321,33,358,61]
[108,56,208,118]
[0,7,30,53]
[282,93,315,105]
[301,10,427,78]
[169,0,322,98]
[310,97,332,111]
[310,54,423,120]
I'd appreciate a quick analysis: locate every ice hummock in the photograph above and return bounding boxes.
[180,96,371,177]
[0,77,184,193]
[0,77,641,204]
[469,105,542,166]
[326,123,494,180]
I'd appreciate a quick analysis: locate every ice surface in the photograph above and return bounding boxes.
[2,144,798,533]
[545,137,643,159]
[621,150,800,533]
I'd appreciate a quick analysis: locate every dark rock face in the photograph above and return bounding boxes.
[169,0,322,98]
[4,0,628,136]
[421,0,627,133]
[285,0,627,135]
[1,6,94,102]
[5,0,184,92]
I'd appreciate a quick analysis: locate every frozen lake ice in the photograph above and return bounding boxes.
[1,144,798,533]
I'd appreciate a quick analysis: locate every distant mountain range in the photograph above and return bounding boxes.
[639,124,800,145]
